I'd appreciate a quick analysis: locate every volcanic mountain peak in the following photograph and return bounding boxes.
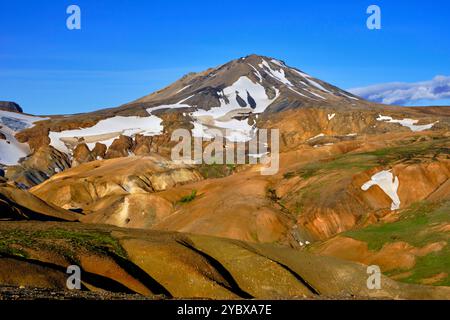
[132,54,361,108]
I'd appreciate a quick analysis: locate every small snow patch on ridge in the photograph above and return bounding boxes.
[259,60,293,86]
[377,115,438,132]
[176,85,191,94]
[328,113,336,121]
[361,170,401,211]
[308,133,325,141]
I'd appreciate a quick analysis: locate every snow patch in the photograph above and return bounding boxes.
[288,87,313,99]
[308,133,325,141]
[305,78,331,93]
[194,76,278,118]
[361,170,401,211]
[340,92,359,101]
[176,85,191,94]
[259,60,293,86]
[49,115,163,153]
[147,96,194,113]
[270,59,285,67]
[305,89,326,100]
[377,115,438,132]
[0,111,48,165]
[328,113,336,121]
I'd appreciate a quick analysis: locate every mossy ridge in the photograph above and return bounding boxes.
[0,227,128,261]
[0,229,31,258]
[401,251,450,286]
[197,163,236,179]
[288,137,449,180]
[344,200,450,286]
[344,201,448,250]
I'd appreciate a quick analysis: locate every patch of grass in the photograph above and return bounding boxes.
[402,250,450,286]
[179,190,197,203]
[294,201,304,215]
[197,163,236,179]
[0,230,33,258]
[294,137,449,179]
[345,201,447,250]
[0,228,127,261]
[344,200,450,286]
[35,229,127,259]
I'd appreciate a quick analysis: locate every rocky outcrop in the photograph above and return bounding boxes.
[105,135,134,159]
[91,142,107,159]
[0,101,23,113]
[71,142,108,166]
[133,134,156,155]
[5,146,71,188]
[30,155,203,223]
[0,183,80,221]
[72,143,95,166]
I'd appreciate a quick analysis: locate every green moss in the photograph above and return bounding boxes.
[295,137,449,179]
[345,201,447,250]
[402,251,450,286]
[35,229,127,259]
[0,230,33,258]
[179,190,197,203]
[343,200,450,286]
[0,228,127,261]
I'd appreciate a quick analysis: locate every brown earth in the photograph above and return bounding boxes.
[1,221,449,300]
[0,182,80,221]
[312,236,447,272]
[26,131,450,246]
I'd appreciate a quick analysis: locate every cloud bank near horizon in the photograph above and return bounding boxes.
[349,76,450,105]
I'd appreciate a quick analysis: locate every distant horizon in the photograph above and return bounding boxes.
[1,1,450,114]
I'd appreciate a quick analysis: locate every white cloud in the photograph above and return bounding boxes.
[349,76,450,105]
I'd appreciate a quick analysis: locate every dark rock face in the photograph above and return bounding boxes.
[0,101,23,113]
[235,94,247,107]
[5,146,71,189]
[0,168,4,177]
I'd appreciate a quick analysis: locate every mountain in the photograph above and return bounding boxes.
[1,55,449,297]
[0,101,23,113]
[2,55,447,185]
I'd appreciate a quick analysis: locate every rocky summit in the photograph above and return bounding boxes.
[1,55,449,299]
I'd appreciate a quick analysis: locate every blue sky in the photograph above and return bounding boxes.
[1,0,450,115]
